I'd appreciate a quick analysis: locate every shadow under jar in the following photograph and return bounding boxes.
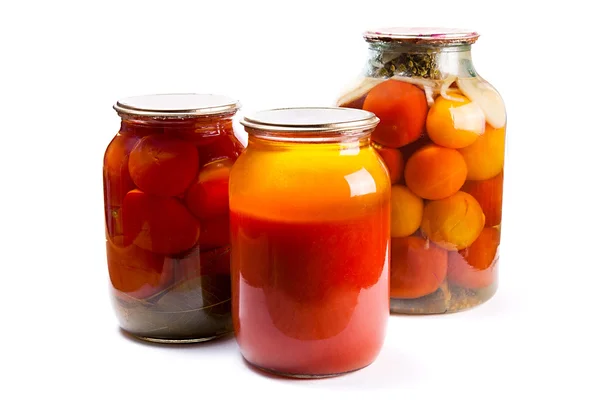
[103,93,244,343]
[230,108,390,378]
[336,28,507,314]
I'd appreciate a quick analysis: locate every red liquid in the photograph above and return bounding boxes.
[231,210,389,376]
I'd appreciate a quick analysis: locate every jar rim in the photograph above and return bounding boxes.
[363,27,479,45]
[113,93,240,118]
[241,107,379,143]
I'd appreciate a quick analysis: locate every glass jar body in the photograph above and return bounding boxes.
[103,113,244,342]
[230,135,390,377]
[337,42,506,314]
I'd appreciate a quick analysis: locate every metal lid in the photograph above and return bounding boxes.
[113,93,240,117]
[241,107,379,133]
[364,27,479,45]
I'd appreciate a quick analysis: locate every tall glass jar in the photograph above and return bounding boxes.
[336,28,506,314]
[104,94,244,342]
[230,108,390,377]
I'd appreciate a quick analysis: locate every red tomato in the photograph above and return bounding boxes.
[185,160,232,219]
[390,236,448,299]
[122,190,200,255]
[128,135,199,197]
[363,80,428,148]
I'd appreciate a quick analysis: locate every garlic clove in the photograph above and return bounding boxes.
[450,101,486,135]
[457,78,506,129]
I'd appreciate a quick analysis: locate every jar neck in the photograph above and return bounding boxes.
[365,43,477,80]
[247,134,371,152]
[119,114,235,138]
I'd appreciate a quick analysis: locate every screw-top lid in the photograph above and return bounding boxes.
[363,27,479,45]
[113,93,240,118]
[241,107,380,143]
[241,107,379,133]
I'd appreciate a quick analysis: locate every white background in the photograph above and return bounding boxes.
[1,1,598,399]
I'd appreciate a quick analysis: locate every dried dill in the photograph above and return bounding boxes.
[367,47,442,80]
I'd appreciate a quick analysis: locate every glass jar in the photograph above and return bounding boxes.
[103,93,244,343]
[230,108,390,377]
[336,28,506,314]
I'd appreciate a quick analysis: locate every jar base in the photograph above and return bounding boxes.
[111,279,233,344]
[122,329,231,344]
[390,280,498,315]
[246,359,370,379]
[130,334,226,344]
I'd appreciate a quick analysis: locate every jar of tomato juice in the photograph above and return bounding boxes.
[336,28,506,314]
[230,107,390,377]
[103,94,244,343]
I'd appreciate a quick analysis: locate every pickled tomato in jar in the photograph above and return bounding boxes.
[336,28,506,314]
[103,94,243,342]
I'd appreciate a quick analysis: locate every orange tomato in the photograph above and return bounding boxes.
[420,191,485,250]
[390,185,423,238]
[426,94,482,149]
[363,80,428,148]
[404,144,467,200]
[459,125,505,181]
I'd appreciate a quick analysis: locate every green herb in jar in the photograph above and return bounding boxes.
[369,51,442,80]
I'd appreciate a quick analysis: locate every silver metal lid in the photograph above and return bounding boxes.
[113,93,240,117]
[364,27,479,45]
[241,107,379,133]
